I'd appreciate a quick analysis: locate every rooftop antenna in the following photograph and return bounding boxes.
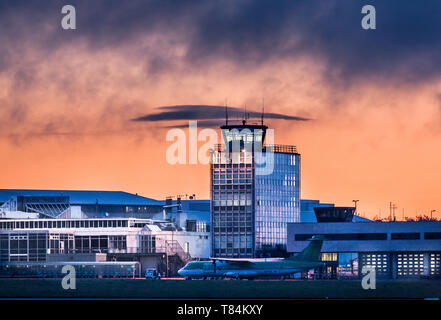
[225,100,228,125]
[389,202,397,221]
[243,104,247,125]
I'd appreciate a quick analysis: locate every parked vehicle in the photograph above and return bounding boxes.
[145,268,161,280]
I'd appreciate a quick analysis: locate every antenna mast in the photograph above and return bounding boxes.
[243,105,247,124]
[225,100,228,125]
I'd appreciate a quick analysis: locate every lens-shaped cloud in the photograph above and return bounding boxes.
[132,105,310,127]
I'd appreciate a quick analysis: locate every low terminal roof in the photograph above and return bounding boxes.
[0,189,162,206]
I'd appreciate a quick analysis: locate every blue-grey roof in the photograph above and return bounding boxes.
[353,215,372,222]
[0,189,162,206]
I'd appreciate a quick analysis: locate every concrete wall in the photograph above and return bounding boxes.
[287,221,441,253]
[151,231,210,258]
[139,255,162,274]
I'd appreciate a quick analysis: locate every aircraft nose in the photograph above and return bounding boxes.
[178,268,185,276]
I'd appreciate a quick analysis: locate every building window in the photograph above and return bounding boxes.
[430,253,441,275]
[295,233,387,241]
[321,252,337,261]
[425,232,441,240]
[109,236,126,251]
[391,233,420,240]
[359,253,390,277]
[397,253,424,277]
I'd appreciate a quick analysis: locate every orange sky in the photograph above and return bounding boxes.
[1,34,440,220]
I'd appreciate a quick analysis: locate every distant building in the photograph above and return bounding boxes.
[0,189,210,277]
[300,199,370,223]
[300,200,334,222]
[162,198,210,232]
[313,206,356,222]
[0,189,163,219]
[0,217,210,276]
[211,122,300,258]
[288,208,441,279]
[179,199,210,232]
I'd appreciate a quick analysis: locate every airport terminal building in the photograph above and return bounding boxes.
[287,208,441,279]
[0,190,210,277]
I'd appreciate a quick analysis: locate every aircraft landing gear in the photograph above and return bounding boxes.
[185,276,192,280]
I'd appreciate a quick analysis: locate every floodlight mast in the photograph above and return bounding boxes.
[352,200,359,215]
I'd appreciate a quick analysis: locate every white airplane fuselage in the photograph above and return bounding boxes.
[178,260,323,279]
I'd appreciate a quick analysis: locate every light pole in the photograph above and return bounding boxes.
[431,210,436,220]
[352,200,359,215]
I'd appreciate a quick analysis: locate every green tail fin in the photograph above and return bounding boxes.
[285,235,324,262]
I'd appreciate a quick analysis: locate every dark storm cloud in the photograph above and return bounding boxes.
[1,0,441,83]
[184,0,441,83]
[132,105,310,126]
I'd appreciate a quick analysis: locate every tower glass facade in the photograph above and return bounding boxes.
[210,123,300,258]
[255,151,300,257]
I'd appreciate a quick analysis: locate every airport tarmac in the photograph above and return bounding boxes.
[0,278,439,299]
